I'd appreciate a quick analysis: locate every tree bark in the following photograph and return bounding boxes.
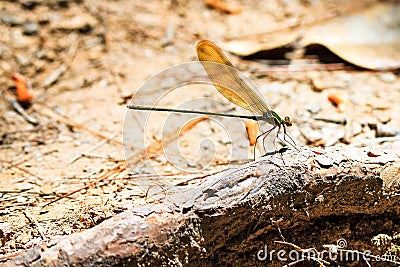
[3,146,400,266]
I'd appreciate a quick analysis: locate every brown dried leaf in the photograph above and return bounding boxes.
[224,2,400,70]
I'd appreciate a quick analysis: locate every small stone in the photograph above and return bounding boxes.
[17,231,32,245]
[40,184,54,195]
[1,14,24,26]
[160,27,174,47]
[310,76,349,92]
[56,0,69,8]
[0,222,13,246]
[315,194,324,202]
[23,21,40,35]
[378,72,397,84]
[187,161,197,168]
[51,14,96,33]
[306,104,321,114]
[0,222,13,237]
[301,126,324,143]
[36,50,46,59]
[19,183,33,191]
[15,54,31,66]
[21,1,39,10]
[376,123,399,137]
[315,155,334,168]
[16,196,28,203]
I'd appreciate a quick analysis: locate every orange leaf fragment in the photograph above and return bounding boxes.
[11,73,34,103]
[245,120,258,146]
[179,116,208,137]
[204,0,242,15]
[328,93,348,112]
[367,150,381,157]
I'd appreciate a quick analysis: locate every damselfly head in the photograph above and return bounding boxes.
[284,116,292,127]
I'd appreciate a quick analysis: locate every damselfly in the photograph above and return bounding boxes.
[128,40,297,157]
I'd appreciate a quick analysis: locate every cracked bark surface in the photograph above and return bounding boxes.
[3,146,400,267]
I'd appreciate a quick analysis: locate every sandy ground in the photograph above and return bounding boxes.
[0,0,399,263]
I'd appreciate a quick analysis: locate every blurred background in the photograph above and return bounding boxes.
[0,0,399,260]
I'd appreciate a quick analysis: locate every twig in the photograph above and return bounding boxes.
[313,116,347,125]
[0,189,29,194]
[0,201,36,209]
[7,164,43,180]
[84,1,109,50]
[3,149,57,170]
[23,211,47,240]
[0,250,26,262]
[66,170,102,180]
[70,132,119,163]
[33,105,122,145]
[9,100,38,125]
[84,1,124,94]
[2,149,57,180]
[271,218,286,242]
[43,34,79,89]
[42,163,125,207]
[43,65,67,89]
[350,136,400,147]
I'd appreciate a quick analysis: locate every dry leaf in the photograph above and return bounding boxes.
[11,73,34,103]
[245,120,258,146]
[327,93,348,112]
[204,0,242,15]
[224,2,400,70]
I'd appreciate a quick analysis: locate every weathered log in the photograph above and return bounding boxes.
[3,146,400,266]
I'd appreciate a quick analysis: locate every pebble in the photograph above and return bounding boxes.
[56,0,69,8]
[376,123,399,137]
[0,222,12,236]
[23,21,40,35]
[16,196,28,203]
[377,72,397,83]
[310,76,349,92]
[315,155,334,168]
[306,104,321,114]
[1,13,24,26]
[21,0,39,10]
[187,161,197,168]
[160,27,175,47]
[15,54,31,66]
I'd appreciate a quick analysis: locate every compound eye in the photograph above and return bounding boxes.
[284,116,292,126]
